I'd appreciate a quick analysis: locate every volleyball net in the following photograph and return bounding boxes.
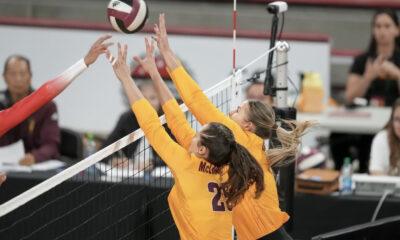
[0,48,277,240]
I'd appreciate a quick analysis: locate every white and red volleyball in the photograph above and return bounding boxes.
[107,0,148,34]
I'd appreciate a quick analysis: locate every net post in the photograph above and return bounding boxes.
[272,40,297,232]
[275,41,290,108]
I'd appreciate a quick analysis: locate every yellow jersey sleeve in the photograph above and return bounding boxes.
[168,65,248,142]
[131,99,191,171]
[162,99,195,150]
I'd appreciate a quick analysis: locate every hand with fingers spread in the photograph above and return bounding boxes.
[107,43,131,83]
[133,38,158,76]
[134,37,175,105]
[152,13,180,71]
[107,42,145,105]
[153,13,171,55]
[84,34,114,67]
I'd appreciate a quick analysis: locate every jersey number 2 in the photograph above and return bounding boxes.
[208,182,232,212]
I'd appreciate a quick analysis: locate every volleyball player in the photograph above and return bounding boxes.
[0,34,113,137]
[153,13,314,240]
[108,41,264,240]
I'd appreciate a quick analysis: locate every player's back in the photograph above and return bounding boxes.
[168,155,232,240]
[133,99,232,240]
[233,132,289,240]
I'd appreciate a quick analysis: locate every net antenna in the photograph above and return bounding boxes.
[231,0,243,111]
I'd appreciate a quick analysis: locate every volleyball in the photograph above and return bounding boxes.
[107,0,148,34]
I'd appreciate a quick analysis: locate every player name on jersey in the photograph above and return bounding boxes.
[198,161,219,174]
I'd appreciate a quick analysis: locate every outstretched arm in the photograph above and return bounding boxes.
[154,14,247,140]
[0,35,113,137]
[133,38,174,106]
[133,38,195,149]
[152,14,180,73]
[109,43,191,171]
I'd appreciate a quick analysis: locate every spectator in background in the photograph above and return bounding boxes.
[332,9,400,172]
[246,81,274,106]
[102,56,177,170]
[245,70,274,106]
[345,9,400,107]
[0,35,112,138]
[370,98,400,176]
[0,55,60,166]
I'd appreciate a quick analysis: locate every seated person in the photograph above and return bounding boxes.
[332,9,400,172]
[345,9,400,107]
[370,98,400,176]
[0,55,60,166]
[103,57,178,170]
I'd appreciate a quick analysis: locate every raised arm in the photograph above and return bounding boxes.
[0,35,113,137]
[109,43,191,171]
[133,38,195,149]
[153,14,247,140]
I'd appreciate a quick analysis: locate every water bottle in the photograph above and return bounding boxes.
[340,157,352,195]
[297,72,324,113]
[85,133,96,157]
[85,133,97,176]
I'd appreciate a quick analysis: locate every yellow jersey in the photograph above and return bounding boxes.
[132,99,232,240]
[168,66,290,240]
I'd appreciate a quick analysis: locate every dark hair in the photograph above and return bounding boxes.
[199,122,264,207]
[3,55,31,74]
[385,98,400,171]
[367,9,400,54]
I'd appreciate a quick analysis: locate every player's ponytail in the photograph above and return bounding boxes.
[200,122,264,207]
[247,99,315,167]
[221,142,265,207]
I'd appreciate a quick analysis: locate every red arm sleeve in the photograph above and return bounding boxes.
[0,59,87,137]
